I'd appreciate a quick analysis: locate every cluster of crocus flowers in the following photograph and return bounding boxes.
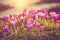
[0,9,60,32]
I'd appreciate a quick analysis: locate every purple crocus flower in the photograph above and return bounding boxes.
[18,14,21,18]
[18,9,27,22]
[29,9,39,19]
[18,13,26,22]
[21,13,26,17]
[25,18,33,30]
[52,14,59,21]
[36,9,42,13]
[29,9,35,15]
[3,25,9,32]
[58,11,60,14]
[43,9,48,13]
[9,14,14,20]
[31,14,36,19]
[37,12,47,19]
[3,16,9,21]
[19,9,27,17]
[10,20,17,27]
[20,16,25,22]
[33,21,41,30]
[22,9,27,16]
[33,21,41,27]
[58,11,60,19]
[26,18,33,24]
[0,18,4,21]
[50,12,59,21]
[13,14,17,17]
[25,23,33,30]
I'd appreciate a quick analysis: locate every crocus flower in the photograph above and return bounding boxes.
[9,14,14,20]
[37,12,47,19]
[20,16,25,22]
[18,9,27,17]
[29,9,39,19]
[21,13,26,17]
[3,16,9,21]
[33,21,41,30]
[25,23,33,30]
[33,21,40,27]
[25,18,33,30]
[13,14,18,18]
[18,9,27,22]
[3,25,9,32]
[58,11,60,14]
[26,18,33,24]
[0,18,4,21]
[22,9,27,16]
[36,9,42,13]
[31,14,36,19]
[58,11,60,19]
[18,13,26,22]
[43,9,48,13]
[10,20,17,27]
[29,9,35,15]
[50,12,59,21]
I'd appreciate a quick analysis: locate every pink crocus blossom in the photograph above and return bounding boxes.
[18,9,27,22]
[9,14,14,20]
[22,9,27,15]
[43,9,48,13]
[20,16,25,22]
[26,18,33,24]
[37,12,47,19]
[36,9,42,13]
[31,14,36,19]
[3,16,9,21]
[29,9,35,15]
[18,13,26,22]
[10,20,17,27]
[3,25,9,32]
[25,23,33,30]
[33,21,41,30]
[50,12,59,21]
[25,18,33,30]
[58,11,60,19]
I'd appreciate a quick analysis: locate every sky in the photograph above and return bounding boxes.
[0,0,59,17]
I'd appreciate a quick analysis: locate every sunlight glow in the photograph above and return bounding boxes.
[15,0,40,8]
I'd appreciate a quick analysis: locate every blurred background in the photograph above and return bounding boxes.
[0,0,59,17]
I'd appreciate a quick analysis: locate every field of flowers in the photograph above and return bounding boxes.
[0,9,60,40]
